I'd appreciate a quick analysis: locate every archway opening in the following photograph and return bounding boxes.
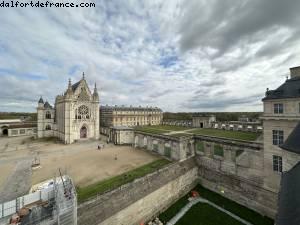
[80,126,87,138]
[2,128,8,136]
[134,136,139,147]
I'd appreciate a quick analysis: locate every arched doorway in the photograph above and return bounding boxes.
[134,136,139,147]
[143,137,147,148]
[2,126,8,136]
[80,126,87,138]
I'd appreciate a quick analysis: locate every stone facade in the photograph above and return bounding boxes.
[100,105,163,127]
[162,120,192,127]
[0,120,37,137]
[133,131,195,161]
[7,124,37,137]
[192,114,216,128]
[194,135,277,217]
[261,67,300,193]
[109,126,134,145]
[37,73,100,144]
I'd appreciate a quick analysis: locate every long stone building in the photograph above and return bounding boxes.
[37,73,100,144]
[100,105,163,127]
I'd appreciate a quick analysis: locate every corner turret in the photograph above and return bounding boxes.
[64,78,73,99]
[93,83,99,101]
[38,96,44,108]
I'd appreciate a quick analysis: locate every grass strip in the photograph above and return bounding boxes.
[77,158,170,202]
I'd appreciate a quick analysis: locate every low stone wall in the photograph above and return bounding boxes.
[78,158,198,225]
[198,164,277,218]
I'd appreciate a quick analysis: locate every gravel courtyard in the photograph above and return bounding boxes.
[0,136,160,202]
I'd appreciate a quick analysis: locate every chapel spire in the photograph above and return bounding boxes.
[93,82,99,100]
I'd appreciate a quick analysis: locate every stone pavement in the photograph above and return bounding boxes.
[166,197,253,225]
[0,159,32,203]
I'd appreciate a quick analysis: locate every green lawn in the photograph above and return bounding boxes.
[158,184,273,225]
[147,125,190,131]
[77,159,170,202]
[135,125,190,134]
[135,127,169,134]
[176,203,244,225]
[159,195,189,223]
[194,185,274,225]
[190,128,260,141]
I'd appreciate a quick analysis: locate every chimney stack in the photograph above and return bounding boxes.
[290,66,300,78]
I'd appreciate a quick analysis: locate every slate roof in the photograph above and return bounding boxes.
[263,76,300,100]
[9,123,37,129]
[71,81,81,91]
[281,122,300,154]
[38,97,44,104]
[276,162,300,225]
[44,101,53,109]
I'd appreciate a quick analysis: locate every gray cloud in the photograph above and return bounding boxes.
[183,93,262,111]
[0,0,299,112]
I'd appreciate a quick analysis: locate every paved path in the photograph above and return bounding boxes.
[164,128,197,136]
[0,159,32,203]
[166,197,253,225]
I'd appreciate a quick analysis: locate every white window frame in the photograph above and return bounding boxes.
[274,103,283,114]
[273,155,282,173]
[272,130,284,145]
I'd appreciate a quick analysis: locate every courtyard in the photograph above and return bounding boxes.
[0,135,162,203]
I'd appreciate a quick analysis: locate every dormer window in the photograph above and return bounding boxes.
[46,111,51,119]
[274,103,283,114]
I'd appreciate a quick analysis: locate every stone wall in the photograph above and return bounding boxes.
[194,134,277,218]
[198,165,277,218]
[134,131,195,161]
[77,158,198,225]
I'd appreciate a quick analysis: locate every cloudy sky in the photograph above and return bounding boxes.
[0,0,299,112]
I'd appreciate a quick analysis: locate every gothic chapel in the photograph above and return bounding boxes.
[37,73,100,144]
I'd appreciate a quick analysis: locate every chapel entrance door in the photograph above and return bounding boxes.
[80,126,87,138]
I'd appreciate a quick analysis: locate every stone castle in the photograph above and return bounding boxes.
[32,66,300,224]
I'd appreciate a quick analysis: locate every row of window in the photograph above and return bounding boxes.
[196,141,283,173]
[273,103,300,114]
[114,121,160,126]
[114,111,162,115]
[114,117,161,122]
[11,128,37,135]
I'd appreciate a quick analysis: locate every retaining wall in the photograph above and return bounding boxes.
[78,158,198,225]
